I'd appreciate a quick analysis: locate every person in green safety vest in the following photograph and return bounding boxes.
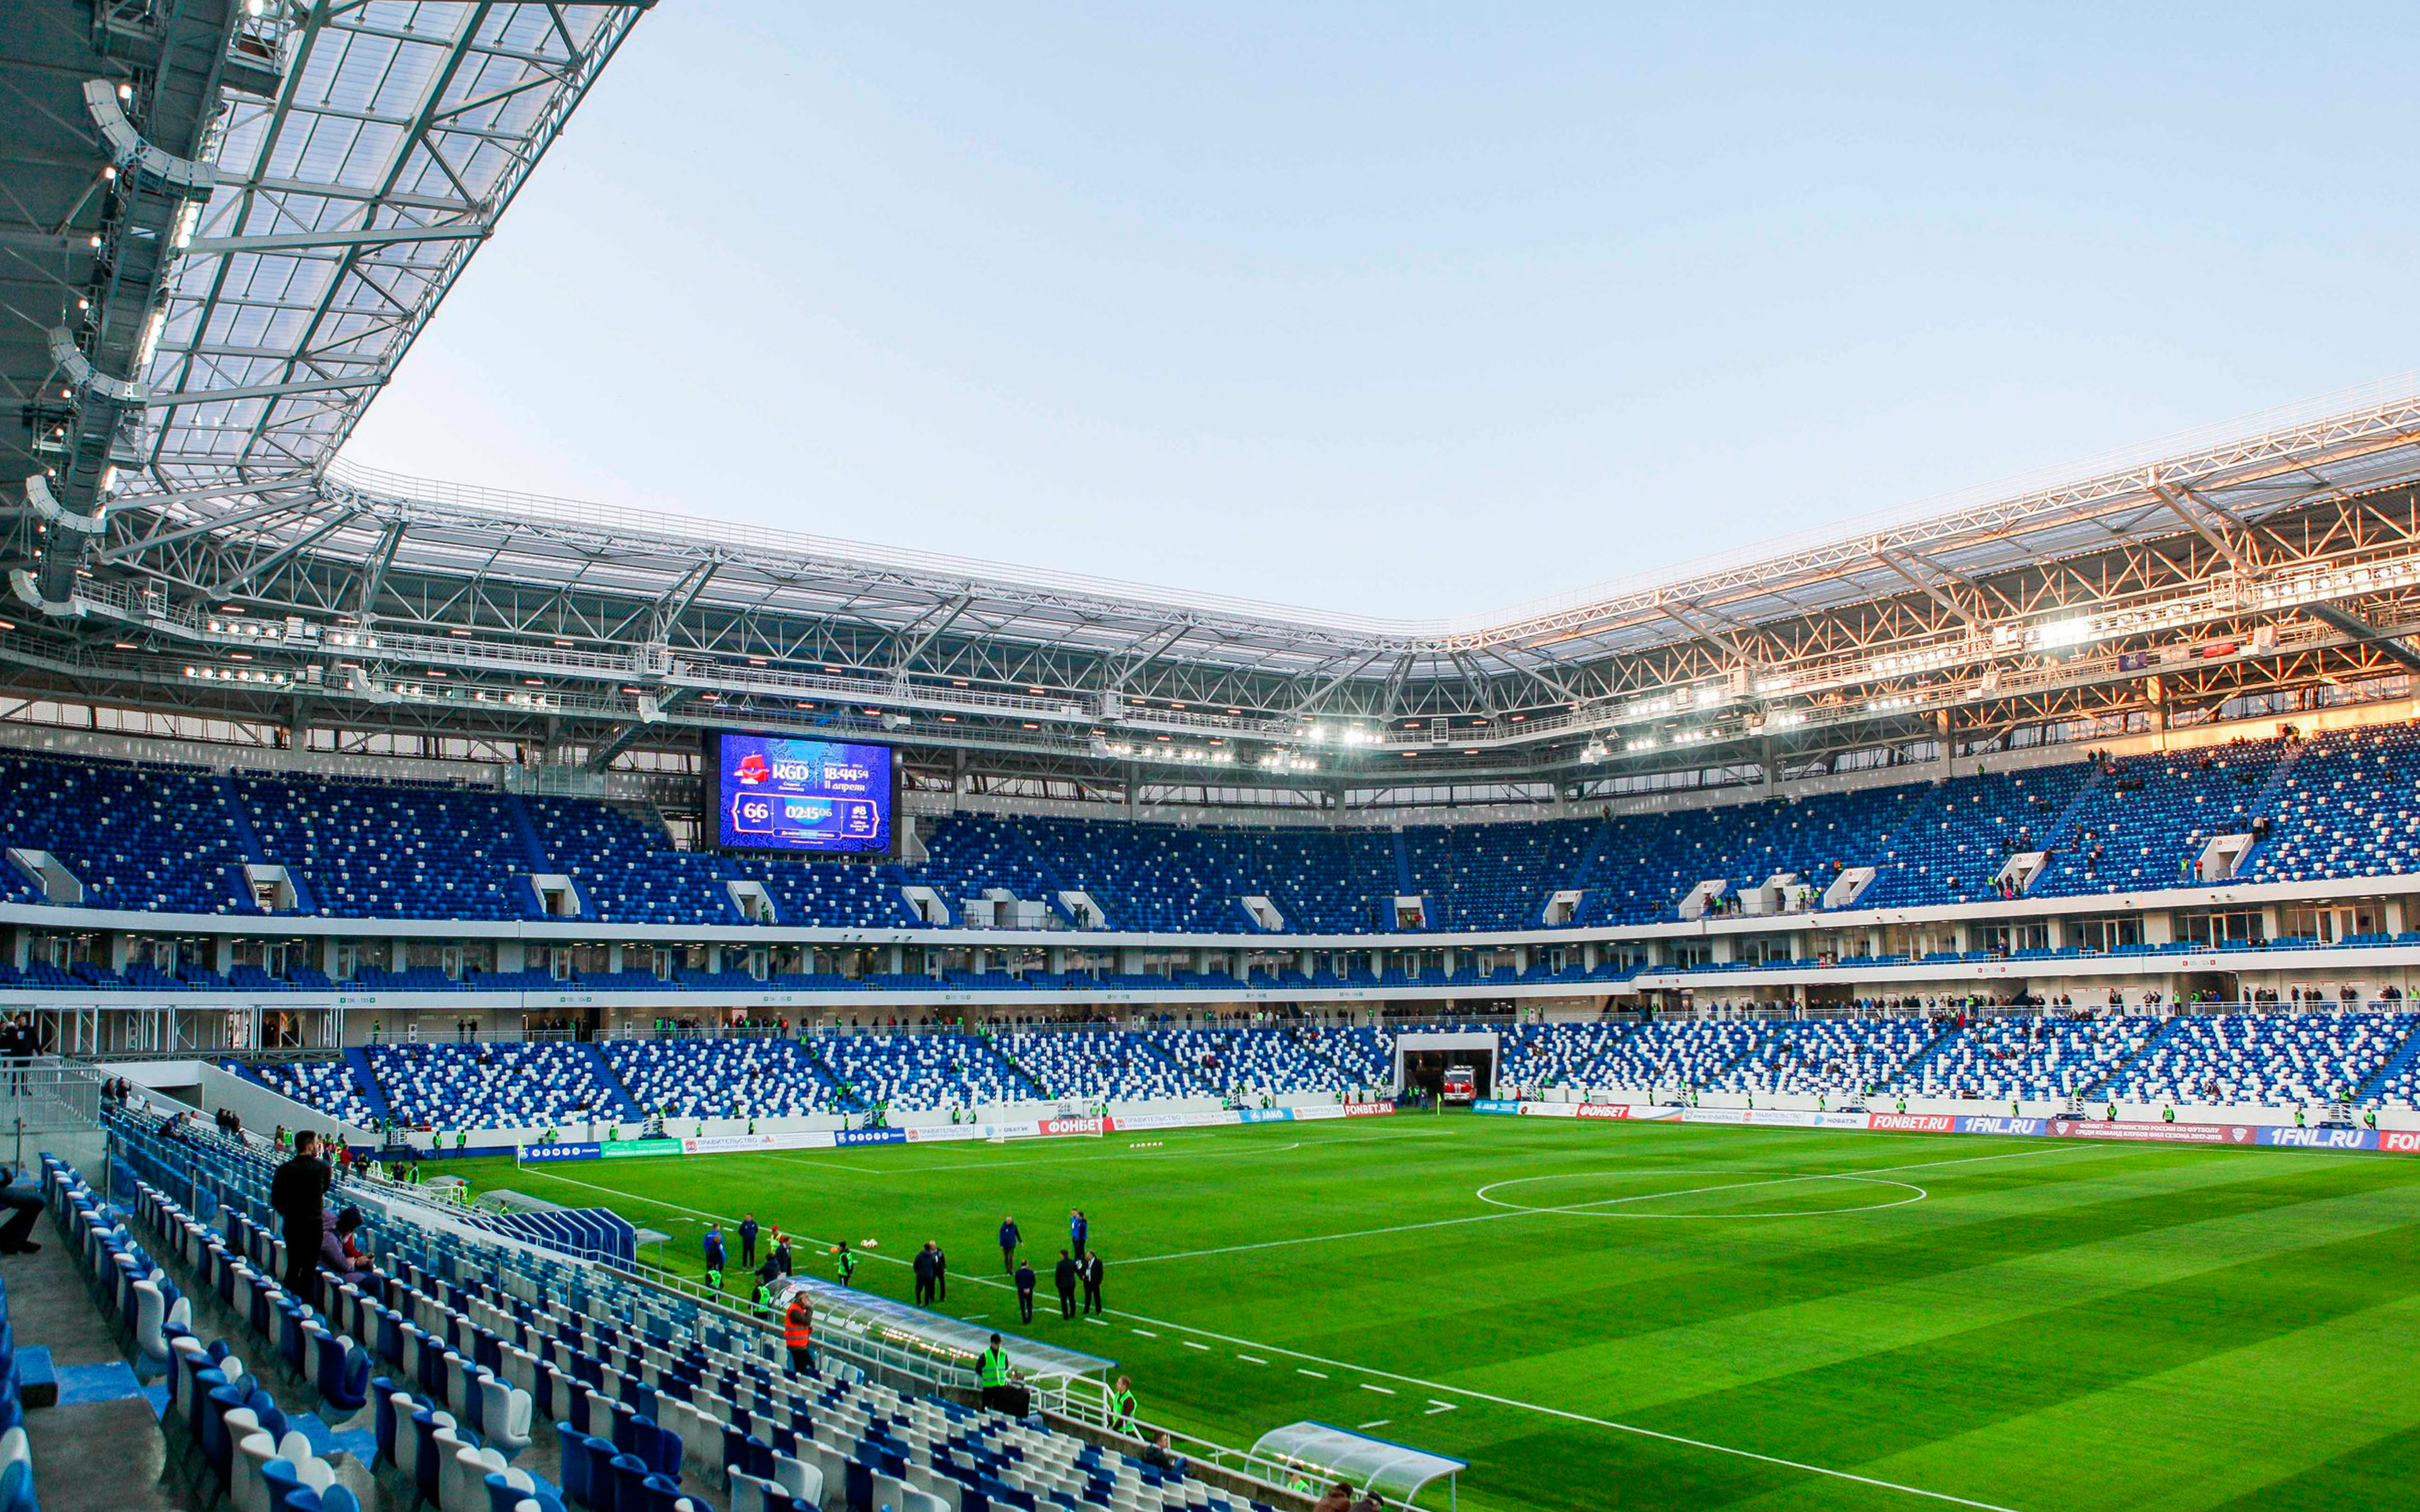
[752,1264,778,1320]
[976,1332,1013,1411]
[2162,1104,2175,1123]
[1109,1375,1138,1435]
[834,1240,858,1286]
[2365,1108,2380,1130]
[456,1130,468,1154]
[705,1263,723,1293]
[2295,1105,2307,1128]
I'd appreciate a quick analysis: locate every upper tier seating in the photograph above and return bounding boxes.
[38,713,2420,944]
[1401,822,1595,931]
[2034,740,2285,896]
[239,774,526,920]
[2245,725,2420,883]
[1861,763,2099,908]
[0,750,251,912]
[524,798,752,925]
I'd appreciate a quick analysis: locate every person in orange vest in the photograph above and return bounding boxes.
[784,1290,814,1373]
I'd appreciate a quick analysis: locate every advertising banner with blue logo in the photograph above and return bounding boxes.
[1235,1108,1296,1124]
[835,1127,908,1146]
[2257,1125,2377,1151]
[518,1141,601,1163]
[1955,1116,2048,1137]
[1472,1099,1521,1116]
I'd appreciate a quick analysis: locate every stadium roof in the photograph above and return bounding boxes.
[16,5,2420,799]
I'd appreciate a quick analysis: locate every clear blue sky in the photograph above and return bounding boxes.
[346,3,2420,619]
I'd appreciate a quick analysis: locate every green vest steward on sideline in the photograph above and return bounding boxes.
[977,1346,1011,1389]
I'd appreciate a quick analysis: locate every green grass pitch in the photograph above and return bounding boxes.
[432,1115,2420,1511]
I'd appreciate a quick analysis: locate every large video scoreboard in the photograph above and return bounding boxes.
[705,732,896,856]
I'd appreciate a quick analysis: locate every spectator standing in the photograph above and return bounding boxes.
[270,1131,331,1297]
[976,1333,1014,1412]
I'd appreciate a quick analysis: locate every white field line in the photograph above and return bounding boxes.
[761,1140,1304,1178]
[527,1139,2102,1512]
[1119,1141,2085,1263]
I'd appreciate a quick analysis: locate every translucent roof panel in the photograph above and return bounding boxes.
[774,1275,1115,1383]
[1250,1421,1468,1504]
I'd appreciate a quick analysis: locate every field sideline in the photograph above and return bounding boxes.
[432,1115,2420,1512]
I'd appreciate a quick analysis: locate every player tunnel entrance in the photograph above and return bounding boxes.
[1402,1046,1494,1102]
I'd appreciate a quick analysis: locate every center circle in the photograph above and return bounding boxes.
[1473,1167,1927,1220]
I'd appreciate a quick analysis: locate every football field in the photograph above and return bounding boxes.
[436,1115,2420,1512]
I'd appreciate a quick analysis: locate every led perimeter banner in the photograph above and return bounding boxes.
[707,731,896,856]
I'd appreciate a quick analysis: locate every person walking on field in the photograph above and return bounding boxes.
[1081,1249,1105,1316]
[1054,1249,1079,1320]
[998,1214,1021,1274]
[1015,1255,1037,1324]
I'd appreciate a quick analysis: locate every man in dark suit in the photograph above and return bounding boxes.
[1053,1249,1079,1320]
[913,1240,940,1307]
[1081,1250,1105,1316]
[1015,1256,1037,1324]
[269,1130,330,1297]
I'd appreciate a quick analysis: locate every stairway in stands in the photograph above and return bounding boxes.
[2354,1016,2420,1104]
[1877,1020,1968,1090]
[572,1041,647,1120]
[1136,1034,1218,1095]
[2234,738,2311,873]
[338,1046,395,1123]
[979,1036,1053,1101]
[2082,1017,2181,1098]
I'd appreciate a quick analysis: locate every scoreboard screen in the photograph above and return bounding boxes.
[706,732,896,856]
